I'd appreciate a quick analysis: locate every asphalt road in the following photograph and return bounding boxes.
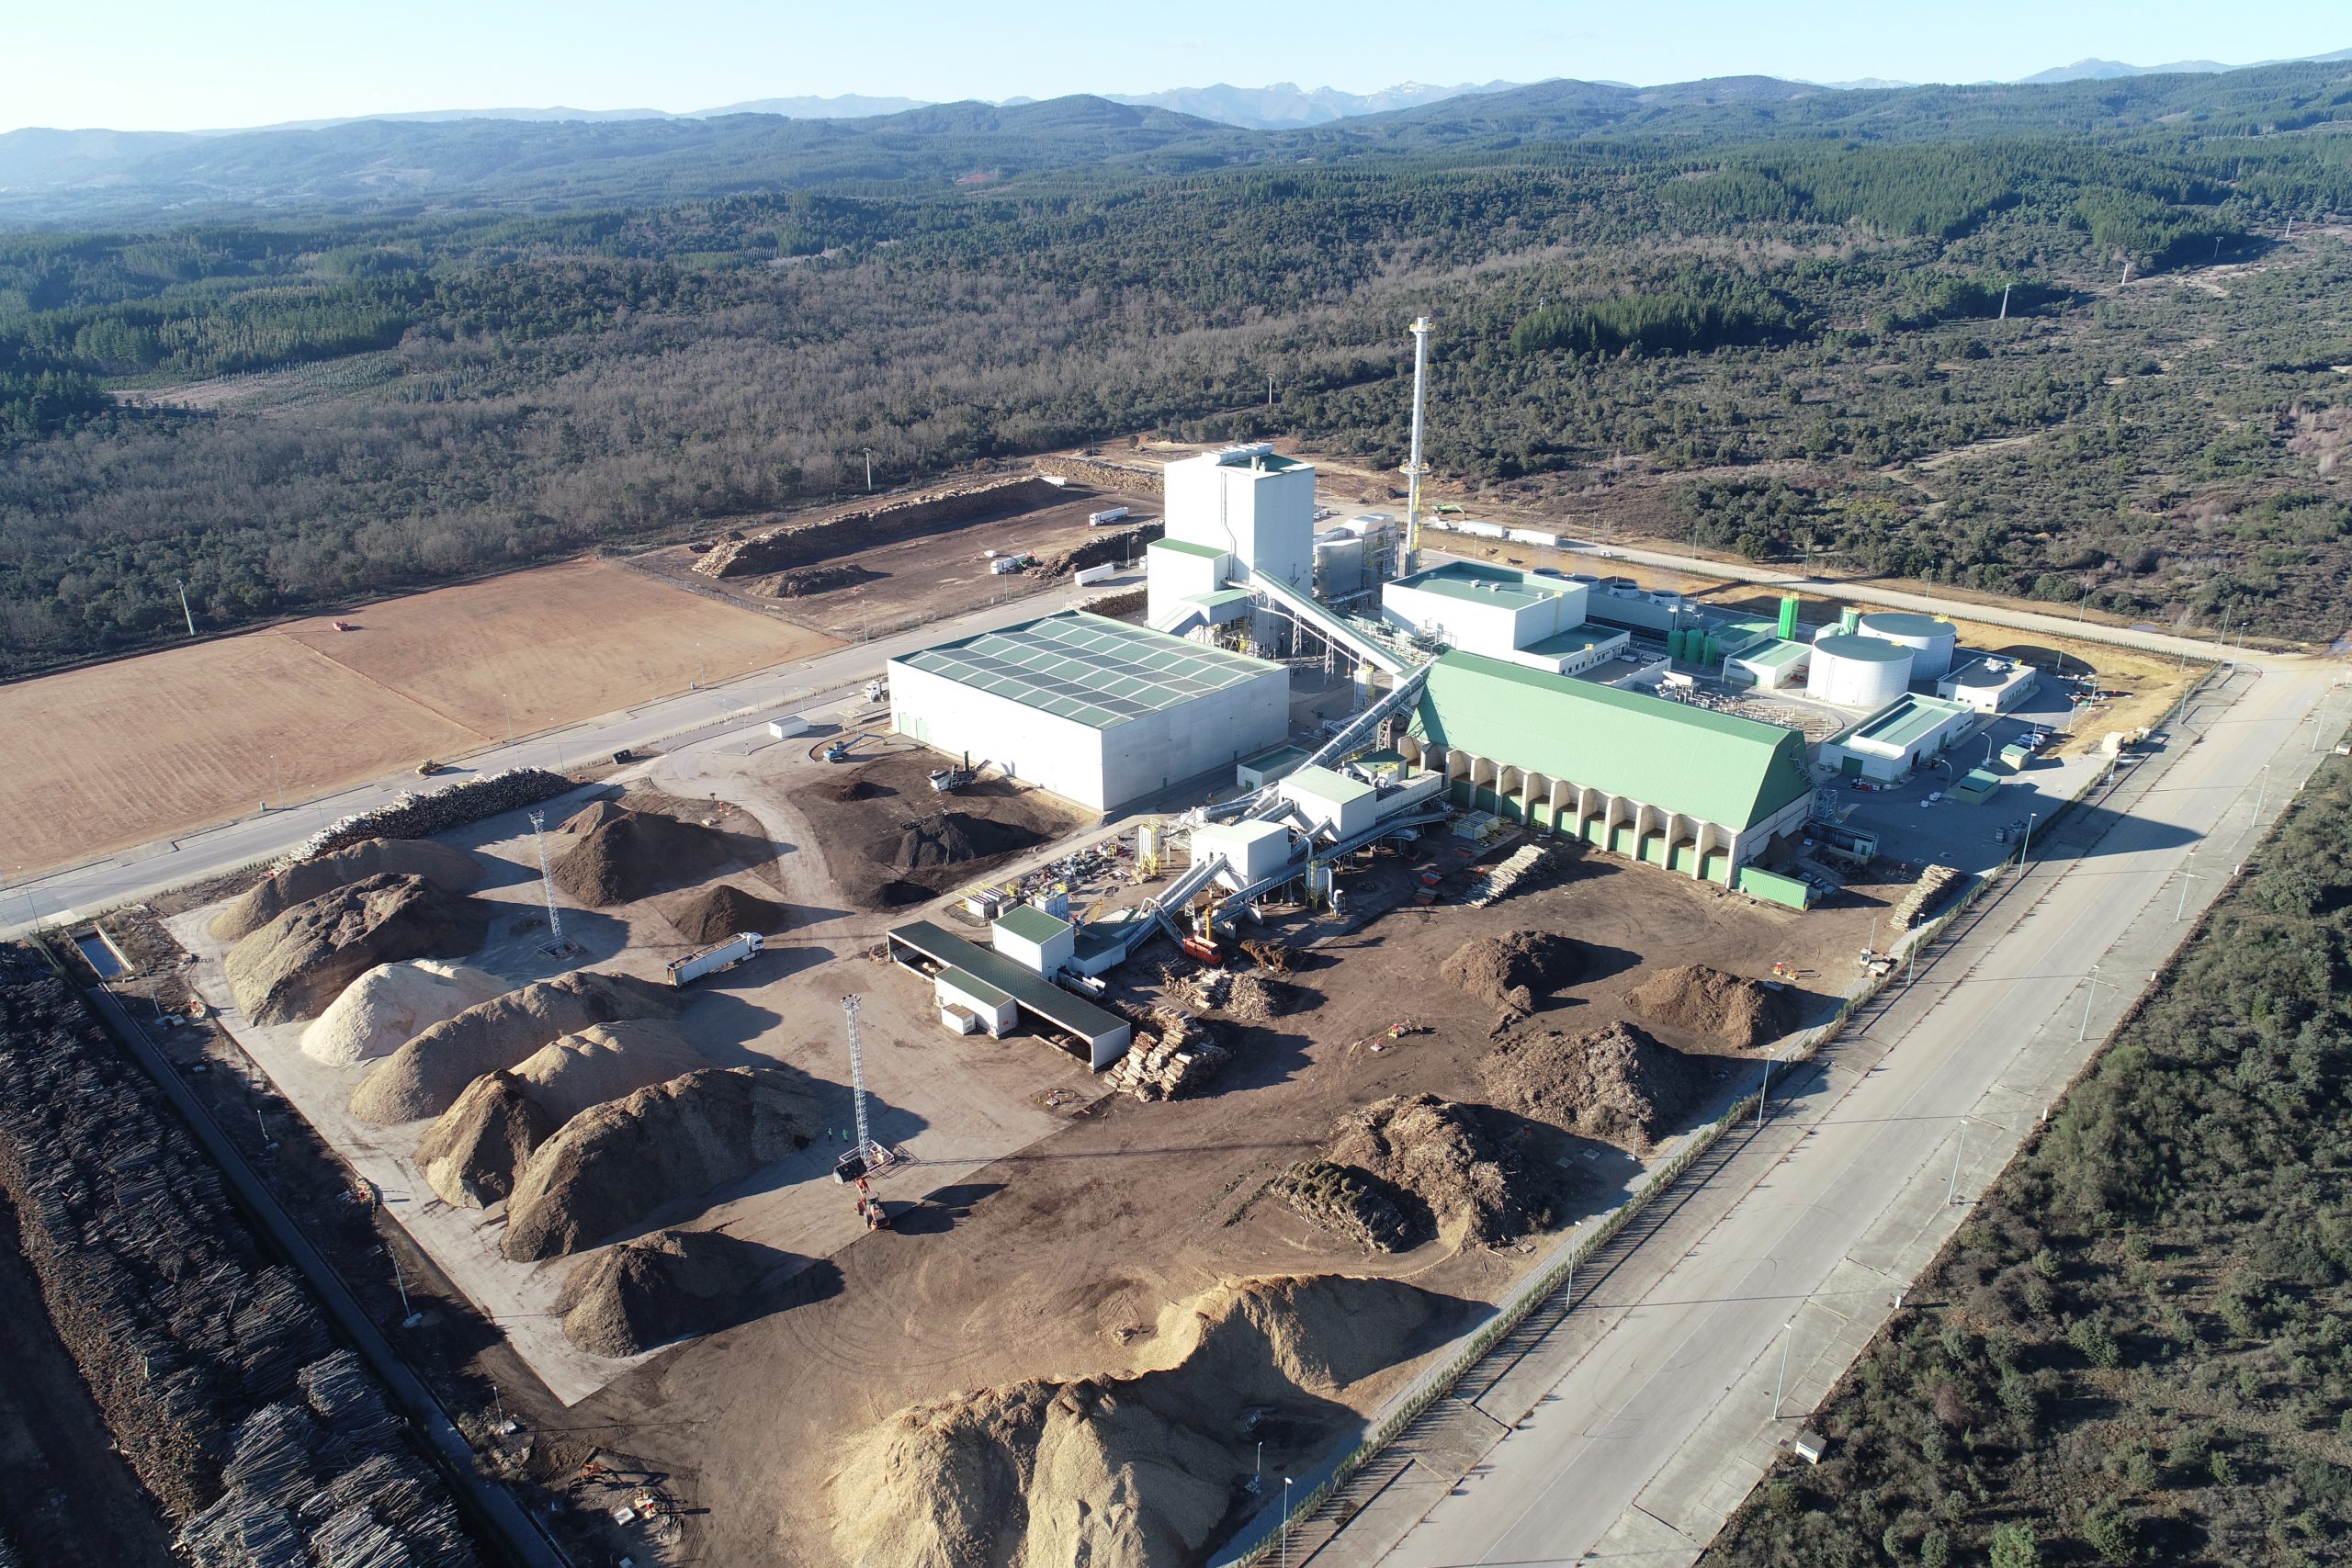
[1359,658,2338,1566]
[1,580,1107,938]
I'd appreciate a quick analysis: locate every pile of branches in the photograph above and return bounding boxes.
[0,947,480,1562]
[274,769,571,874]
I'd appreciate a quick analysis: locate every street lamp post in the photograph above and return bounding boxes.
[2253,764,2270,828]
[1773,1320,1795,1418]
[2018,811,2038,863]
[1281,1476,1294,1563]
[1947,1119,1968,1205]
[2078,965,2102,1043]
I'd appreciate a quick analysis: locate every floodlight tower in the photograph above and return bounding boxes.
[1399,316,1434,578]
[526,810,563,945]
[842,994,881,1173]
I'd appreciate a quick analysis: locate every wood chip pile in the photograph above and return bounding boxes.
[1105,1007,1229,1100]
[272,768,573,874]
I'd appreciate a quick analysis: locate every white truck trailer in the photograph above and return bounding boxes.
[665,931,764,987]
[1088,506,1131,527]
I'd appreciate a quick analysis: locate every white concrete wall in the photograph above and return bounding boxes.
[888,660,1109,808]
[1094,665,1290,808]
[1164,453,1315,591]
[1146,540,1232,626]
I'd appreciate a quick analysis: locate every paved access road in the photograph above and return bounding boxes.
[1,581,1108,938]
[1340,659,2339,1567]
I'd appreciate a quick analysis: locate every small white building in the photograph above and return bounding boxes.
[1278,764,1379,840]
[1820,694,1977,783]
[1725,639,1812,692]
[991,905,1075,976]
[934,966,1018,1035]
[1191,818,1297,889]
[889,611,1290,810]
[1938,656,2040,713]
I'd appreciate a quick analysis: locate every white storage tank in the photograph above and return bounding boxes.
[1806,634,1914,708]
[1856,611,1957,681]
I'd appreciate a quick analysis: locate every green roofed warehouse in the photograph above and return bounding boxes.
[888,610,1291,811]
[1405,652,1815,884]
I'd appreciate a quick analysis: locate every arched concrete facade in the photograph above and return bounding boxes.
[1401,736,1746,885]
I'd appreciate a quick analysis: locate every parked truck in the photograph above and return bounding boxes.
[666,931,764,987]
[1088,506,1131,527]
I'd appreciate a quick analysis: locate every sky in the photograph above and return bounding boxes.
[6,0,2347,133]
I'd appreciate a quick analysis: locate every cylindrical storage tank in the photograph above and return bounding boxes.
[1777,594,1800,639]
[1838,606,1860,635]
[1855,611,1957,681]
[1702,633,1721,667]
[1806,634,1914,708]
[1668,628,1687,661]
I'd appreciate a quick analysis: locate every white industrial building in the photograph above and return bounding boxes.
[1820,693,1978,783]
[888,610,1290,810]
[1380,560,1629,675]
[1806,633,1915,708]
[1938,656,2040,713]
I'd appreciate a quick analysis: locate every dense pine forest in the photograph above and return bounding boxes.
[1706,747,2352,1568]
[3,63,2351,674]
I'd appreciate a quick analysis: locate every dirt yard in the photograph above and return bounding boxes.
[0,559,838,874]
[631,486,1159,642]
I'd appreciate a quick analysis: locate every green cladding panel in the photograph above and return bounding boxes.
[1411,652,1814,831]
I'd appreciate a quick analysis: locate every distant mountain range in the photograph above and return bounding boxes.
[1102,80,1523,128]
[2019,45,2352,84]
[6,51,2352,225]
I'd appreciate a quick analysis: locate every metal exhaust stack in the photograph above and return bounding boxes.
[1401,316,1431,578]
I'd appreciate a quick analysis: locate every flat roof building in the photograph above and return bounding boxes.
[1381,560,1626,673]
[1405,651,1815,885]
[1822,693,1977,782]
[888,610,1290,811]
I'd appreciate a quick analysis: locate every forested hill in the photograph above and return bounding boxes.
[1,56,2350,676]
[5,60,2351,224]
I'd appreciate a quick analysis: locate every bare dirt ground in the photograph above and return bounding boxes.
[0,559,836,874]
[629,486,1159,641]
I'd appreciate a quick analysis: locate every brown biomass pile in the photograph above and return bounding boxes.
[1274,1160,1413,1252]
[414,1021,706,1207]
[551,807,740,906]
[666,883,791,944]
[415,1070,554,1209]
[503,1067,818,1261]
[1441,930,1581,1021]
[1328,1093,1534,1247]
[1478,1021,1709,1151]
[1220,973,1290,1022]
[209,839,481,942]
[559,799,628,836]
[831,1275,1454,1568]
[347,970,680,1124]
[224,874,488,1026]
[554,1229,768,1357]
[1627,963,1796,1049]
[868,810,1040,873]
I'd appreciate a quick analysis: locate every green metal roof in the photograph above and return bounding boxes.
[1241,742,1312,771]
[935,965,1014,1009]
[1412,651,1814,831]
[1524,624,1622,657]
[1391,559,1569,614]
[888,920,1129,1047]
[1839,694,1973,751]
[1736,639,1812,671]
[1185,589,1256,611]
[995,904,1073,944]
[892,610,1280,730]
[1148,536,1229,560]
[1284,763,1376,806]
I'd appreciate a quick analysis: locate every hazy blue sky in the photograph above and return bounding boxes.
[8,0,2346,132]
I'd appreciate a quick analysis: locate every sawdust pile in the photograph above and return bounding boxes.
[1627,964,1795,1049]
[209,839,481,942]
[1220,973,1290,1022]
[1273,1160,1413,1252]
[828,778,895,803]
[831,1275,1453,1568]
[666,883,791,944]
[414,1070,553,1209]
[1328,1094,1535,1247]
[413,1021,707,1207]
[1478,1021,1707,1151]
[347,970,680,1124]
[551,807,740,906]
[297,959,505,1067]
[560,799,627,836]
[872,810,1039,873]
[224,874,489,1026]
[554,1229,768,1358]
[1441,930,1581,1021]
[503,1067,819,1261]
